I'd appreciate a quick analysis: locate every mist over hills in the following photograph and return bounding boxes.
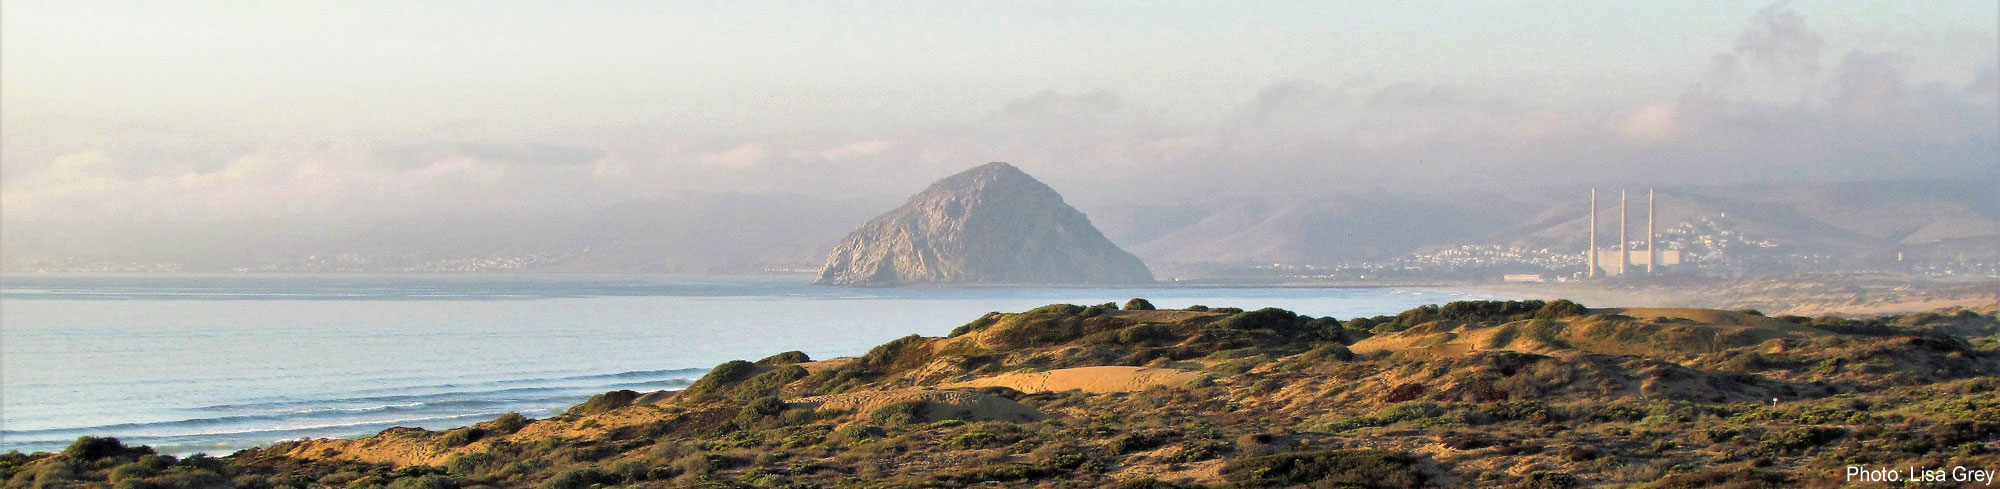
[4,179,1993,277]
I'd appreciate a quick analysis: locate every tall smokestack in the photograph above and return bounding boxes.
[1620,189,1629,276]
[1588,189,1597,278]
[1647,188,1656,275]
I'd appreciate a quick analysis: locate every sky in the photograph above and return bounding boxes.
[3,1,1996,227]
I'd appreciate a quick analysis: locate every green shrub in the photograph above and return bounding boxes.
[1118,323,1176,344]
[949,431,1000,450]
[1302,344,1355,362]
[756,351,811,365]
[108,461,158,482]
[945,463,1054,484]
[1215,307,1303,332]
[837,424,886,439]
[538,467,609,489]
[444,452,500,476]
[489,412,529,433]
[1109,479,1202,489]
[733,364,807,401]
[1113,430,1177,453]
[63,436,147,461]
[1220,449,1424,488]
[682,360,758,399]
[1173,439,1231,462]
[386,474,459,489]
[1211,354,1272,376]
[565,390,640,416]
[868,401,926,426]
[1025,304,1086,315]
[433,427,485,449]
[861,335,926,369]
[1124,298,1156,310]
[1185,305,1210,312]
[1378,402,1443,424]
[1296,415,1387,433]
[949,312,1004,337]
[1523,471,1579,489]
[1251,379,1282,393]
[735,396,788,427]
[1535,299,1589,319]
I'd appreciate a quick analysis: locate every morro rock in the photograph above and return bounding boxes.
[814,162,1154,286]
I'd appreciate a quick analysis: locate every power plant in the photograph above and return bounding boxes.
[1586,187,1677,277]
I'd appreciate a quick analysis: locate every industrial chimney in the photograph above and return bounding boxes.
[1647,189,1656,275]
[1588,189,1597,278]
[1619,189,1629,276]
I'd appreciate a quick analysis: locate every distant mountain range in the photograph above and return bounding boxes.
[5,180,1994,276]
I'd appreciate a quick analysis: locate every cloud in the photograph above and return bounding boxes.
[2,2,1991,230]
[1618,103,1680,145]
[1734,1,1824,79]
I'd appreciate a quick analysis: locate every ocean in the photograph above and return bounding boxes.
[0,275,1502,456]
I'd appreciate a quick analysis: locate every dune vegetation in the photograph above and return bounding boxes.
[6,300,1997,488]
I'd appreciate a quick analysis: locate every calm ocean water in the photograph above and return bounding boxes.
[0,275,1502,456]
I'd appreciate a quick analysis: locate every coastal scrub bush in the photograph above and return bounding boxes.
[1118,323,1175,345]
[837,424,886,440]
[538,466,610,489]
[1378,401,1444,424]
[1396,304,1440,326]
[735,396,788,427]
[433,427,485,449]
[1220,449,1424,488]
[565,390,639,416]
[733,364,807,401]
[489,412,529,434]
[1215,307,1301,332]
[1082,302,1119,317]
[386,474,459,489]
[1124,298,1156,310]
[1535,299,1589,319]
[949,312,1003,337]
[1486,320,1569,349]
[445,452,500,476]
[64,436,149,461]
[683,360,758,399]
[868,401,927,426]
[756,351,811,365]
[944,463,1055,484]
[1301,344,1355,362]
[1112,429,1178,453]
[1523,471,1580,489]
[861,335,926,370]
[1109,479,1202,489]
[948,431,1000,450]
[1173,439,1231,462]
[1184,305,1210,312]
[1025,304,1085,316]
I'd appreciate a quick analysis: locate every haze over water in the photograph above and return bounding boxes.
[0,275,1502,456]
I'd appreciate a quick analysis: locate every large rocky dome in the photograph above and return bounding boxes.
[813,162,1154,286]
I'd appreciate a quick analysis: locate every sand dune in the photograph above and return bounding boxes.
[940,366,1205,394]
[790,389,1046,422]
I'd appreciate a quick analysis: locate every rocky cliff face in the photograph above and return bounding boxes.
[814,162,1154,286]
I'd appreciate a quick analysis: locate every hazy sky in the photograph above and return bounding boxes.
[4,1,1995,226]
